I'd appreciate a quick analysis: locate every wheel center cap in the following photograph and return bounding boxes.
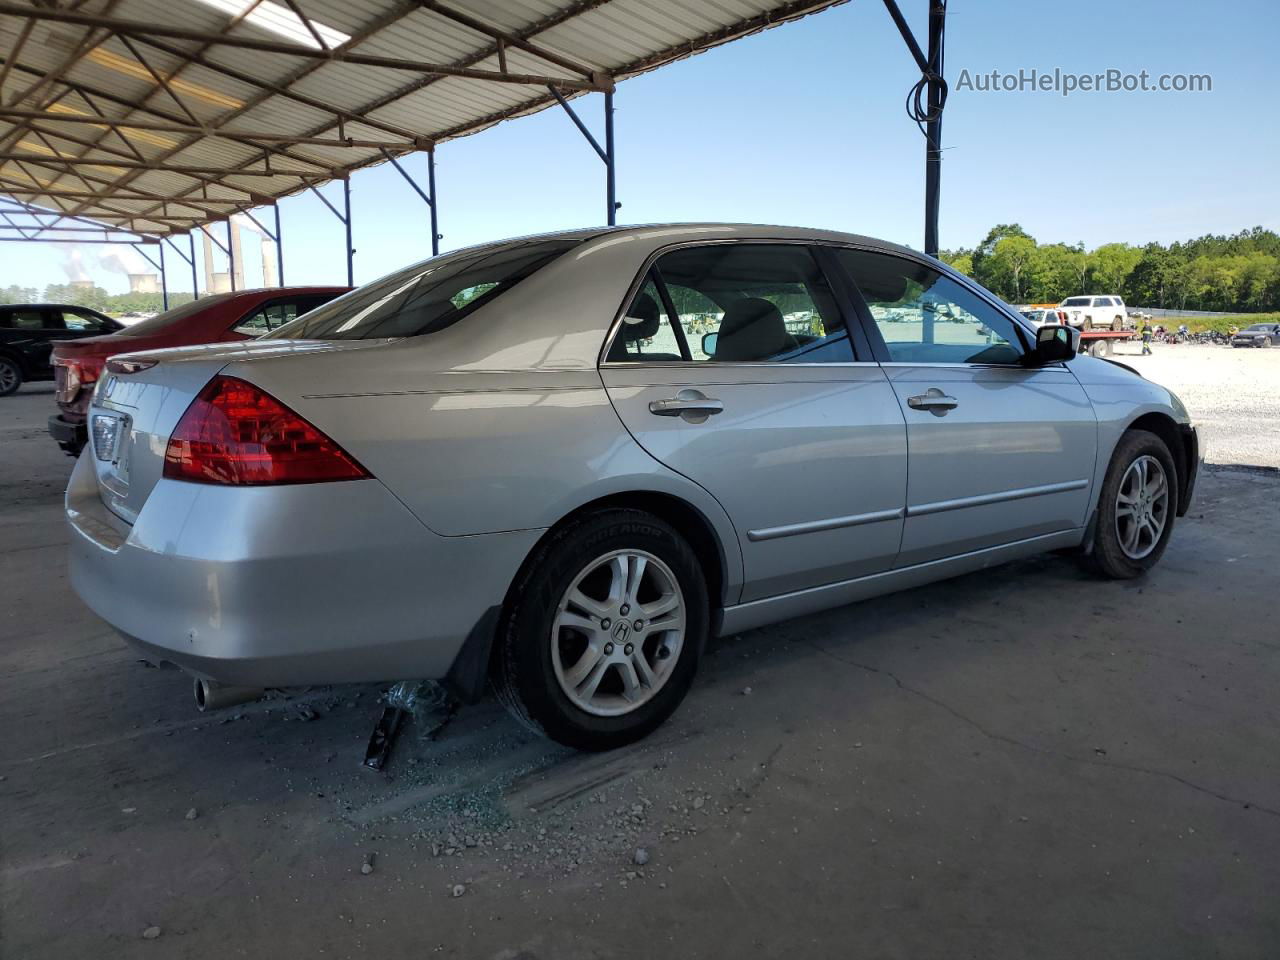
[612,621,631,643]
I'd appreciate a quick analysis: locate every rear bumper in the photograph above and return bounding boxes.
[48,414,87,452]
[65,453,540,688]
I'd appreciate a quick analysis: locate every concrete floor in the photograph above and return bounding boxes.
[2,381,1278,959]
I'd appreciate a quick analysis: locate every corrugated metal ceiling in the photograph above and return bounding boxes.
[0,0,845,241]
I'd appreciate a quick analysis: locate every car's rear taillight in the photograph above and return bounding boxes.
[163,375,370,485]
[54,356,103,400]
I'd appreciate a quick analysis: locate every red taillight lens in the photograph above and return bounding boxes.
[54,357,103,399]
[81,357,103,385]
[163,375,370,485]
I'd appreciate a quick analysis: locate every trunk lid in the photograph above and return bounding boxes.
[86,339,372,524]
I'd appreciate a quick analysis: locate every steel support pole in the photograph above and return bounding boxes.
[274,203,285,286]
[923,0,945,258]
[428,149,439,257]
[226,219,236,291]
[342,176,354,287]
[604,91,616,226]
[189,232,198,298]
[159,240,168,311]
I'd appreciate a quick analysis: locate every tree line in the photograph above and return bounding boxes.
[1,283,193,314]
[940,225,1280,312]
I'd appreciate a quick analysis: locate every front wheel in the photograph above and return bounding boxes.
[1085,430,1178,579]
[494,509,709,750]
[0,357,22,397]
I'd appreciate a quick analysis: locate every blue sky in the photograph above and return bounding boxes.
[4,0,1277,295]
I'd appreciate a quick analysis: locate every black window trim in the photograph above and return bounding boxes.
[598,238,874,368]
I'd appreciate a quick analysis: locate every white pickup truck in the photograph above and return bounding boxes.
[1057,295,1130,331]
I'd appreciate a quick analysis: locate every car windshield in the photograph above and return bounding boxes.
[1061,297,1091,307]
[1245,324,1269,331]
[114,295,235,337]
[265,238,580,341]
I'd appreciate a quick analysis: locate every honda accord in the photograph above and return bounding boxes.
[66,225,1199,749]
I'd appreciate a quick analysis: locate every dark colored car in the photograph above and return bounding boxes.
[0,304,122,397]
[48,287,348,455]
[1230,322,1280,348]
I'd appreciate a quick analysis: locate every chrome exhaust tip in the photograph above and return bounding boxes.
[194,678,264,712]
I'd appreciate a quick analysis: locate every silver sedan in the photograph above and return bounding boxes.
[66,225,1199,749]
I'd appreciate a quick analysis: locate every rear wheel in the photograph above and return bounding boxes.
[0,357,21,397]
[1085,430,1178,579]
[1111,316,1123,331]
[494,509,709,750]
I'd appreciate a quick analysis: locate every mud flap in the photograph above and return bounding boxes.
[444,605,501,704]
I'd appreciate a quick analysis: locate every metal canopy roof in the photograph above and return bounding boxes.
[0,0,844,243]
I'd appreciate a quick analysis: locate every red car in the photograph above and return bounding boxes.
[49,286,348,455]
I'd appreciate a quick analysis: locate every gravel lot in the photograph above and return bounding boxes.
[1104,341,1280,468]
[2,375,1278,959]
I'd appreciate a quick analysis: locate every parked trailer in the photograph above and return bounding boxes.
[1077,329,1133,356]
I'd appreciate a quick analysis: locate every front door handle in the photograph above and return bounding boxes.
[649,388,724,421]
[907,388,959,416]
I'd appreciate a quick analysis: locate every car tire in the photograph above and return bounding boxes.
[1111,317,1123,331]
[0,356,22,397]
[1262,337,1272,349]
[494,508,709,751]
[1085,429,1179,580]
[1082,317,1094,331]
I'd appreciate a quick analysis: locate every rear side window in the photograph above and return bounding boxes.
[605,244,854,364]
[267,239,579,341]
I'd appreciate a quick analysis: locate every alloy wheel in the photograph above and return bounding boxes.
[0,361,18,394]
[551,549,686,717]
[1114,454,1170,560]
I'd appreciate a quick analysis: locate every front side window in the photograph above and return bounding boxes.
[835,249,1024,365]
[267,239,579,341]
[607,244,853,364]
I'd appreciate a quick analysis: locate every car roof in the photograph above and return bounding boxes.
[1,303,109,310]
[431,223,926,260]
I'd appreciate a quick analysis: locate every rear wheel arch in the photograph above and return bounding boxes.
[508,491,729,616]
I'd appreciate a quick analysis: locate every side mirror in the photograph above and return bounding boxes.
[701,331,718,357]
[1028,323,1079,365]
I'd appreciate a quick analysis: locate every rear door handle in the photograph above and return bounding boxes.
[907,388,959,416]
[649,388,724,420]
